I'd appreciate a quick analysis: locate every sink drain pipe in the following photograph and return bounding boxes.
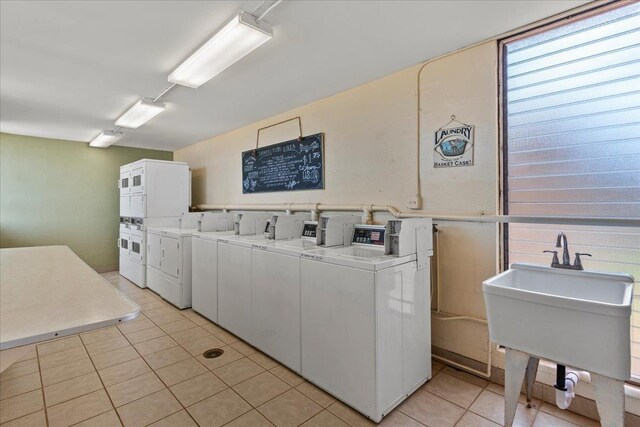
[555,364,580,409]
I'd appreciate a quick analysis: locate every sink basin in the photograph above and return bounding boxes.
[483,263,634,380]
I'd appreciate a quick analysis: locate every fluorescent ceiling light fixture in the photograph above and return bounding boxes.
[89,130,123,148]
[168,12,273,88]
[115,97,166,129]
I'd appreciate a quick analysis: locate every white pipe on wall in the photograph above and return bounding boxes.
[433,227,492,378]
[196,203,640,228]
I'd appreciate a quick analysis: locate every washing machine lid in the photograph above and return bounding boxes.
[223,233,270,248]
[147,227,198,238]
[273,239,319,250]
[252,238,315,257]
[301,246,416,271]
[192,230,236,242]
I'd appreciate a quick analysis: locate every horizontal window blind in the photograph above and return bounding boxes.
[503,3,640,380]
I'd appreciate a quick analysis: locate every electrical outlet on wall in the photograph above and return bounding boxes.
[407,195,422,210]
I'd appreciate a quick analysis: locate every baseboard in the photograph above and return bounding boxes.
[93,265,118,273]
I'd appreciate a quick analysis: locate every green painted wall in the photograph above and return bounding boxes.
[0,133,173,270]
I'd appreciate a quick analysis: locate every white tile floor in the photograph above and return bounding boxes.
[0,272,604,426]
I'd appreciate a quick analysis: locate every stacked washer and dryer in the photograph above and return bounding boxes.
[118,159,190,288]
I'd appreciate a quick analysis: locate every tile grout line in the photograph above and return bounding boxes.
[125,297,201,426]
[111,277,483,427]
[78,333,127,427]
[113,275,601,427]
[114,278,368,427]
[0,372,41,402]
[0,365,38,385]
[397,370,470,425]
[149,307,349,425]
[35,343,51,427]
[110,277,526,427]
[465,386,541,427]
[135,287,292,426]
[431,367,546,427]
[397,369,448,427]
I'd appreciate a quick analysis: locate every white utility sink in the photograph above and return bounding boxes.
[483,263,634,380]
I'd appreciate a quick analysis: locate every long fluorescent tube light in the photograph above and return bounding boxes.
[115,98,166,129]
[168,12,273,88]
[90,130,123,148]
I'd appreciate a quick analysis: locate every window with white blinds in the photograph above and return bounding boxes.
[502,3,640,380]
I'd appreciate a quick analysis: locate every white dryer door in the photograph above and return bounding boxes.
[129,234,144,264]
[147,233,162,270]
[119,171,130,196]
[119,231,130,258]
[130,166,145,194]
[130,195,145,218]
[119,196,130,217]
[161,236,180,279]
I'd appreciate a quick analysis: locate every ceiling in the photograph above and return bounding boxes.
[0,0,588,151]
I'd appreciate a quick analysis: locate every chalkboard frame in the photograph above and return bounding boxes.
[241,133,325,194]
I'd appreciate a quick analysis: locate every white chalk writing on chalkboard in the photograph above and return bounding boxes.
[241,133,324,193]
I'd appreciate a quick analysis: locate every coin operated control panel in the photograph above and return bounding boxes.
[233,212,274,236]
[179,212,203,230]
[351,225,386,246]
[199,212,235,232]
[384,218,433,270]
[316,215,361,247]
[301,221,318,241]
[268,213,312,240]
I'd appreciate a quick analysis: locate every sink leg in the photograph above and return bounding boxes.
[591,373,625,427]
[525,356,540,408]
[504,348,530,427]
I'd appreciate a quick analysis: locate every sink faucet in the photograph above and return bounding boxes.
[556,232,571,266]
[543,232,591,270]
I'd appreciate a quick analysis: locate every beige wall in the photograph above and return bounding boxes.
[175,41,500,366]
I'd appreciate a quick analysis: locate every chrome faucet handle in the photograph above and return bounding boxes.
[574,253,592,269]
[543,250,559,266]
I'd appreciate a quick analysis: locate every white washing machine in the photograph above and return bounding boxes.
[300,218,433,422]
[146,212,202,308]
[191,212,236,323]
[217,212,276,342]
[217,213,308,344]
[251,215,361,373]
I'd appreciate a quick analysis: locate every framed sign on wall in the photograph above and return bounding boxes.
[241,133,324,193]
[433,116,474,168]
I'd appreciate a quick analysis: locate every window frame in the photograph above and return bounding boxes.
[498,0,640,386]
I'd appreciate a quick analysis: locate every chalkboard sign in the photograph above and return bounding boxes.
[242,133,324,193]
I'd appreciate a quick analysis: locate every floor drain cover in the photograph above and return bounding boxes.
[203,348,224,359]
